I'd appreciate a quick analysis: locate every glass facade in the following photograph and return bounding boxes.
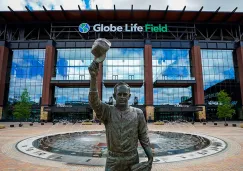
[102,48,144,105]
[201,50,241,119]
[56,49,92,80]
[152,49,192,105]
[54,49,92,105]
[153,88,192,105]
[8,49,45,104]
[54,87,89,105]
[2,46,242,121]
[103,48,144,80]
[152,49,191,81]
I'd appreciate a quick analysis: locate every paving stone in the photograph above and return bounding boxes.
[0,122,243,170]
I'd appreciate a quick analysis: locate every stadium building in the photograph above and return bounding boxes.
[0,6,243,122]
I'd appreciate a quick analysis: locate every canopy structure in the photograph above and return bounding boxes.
[0,5,242,24]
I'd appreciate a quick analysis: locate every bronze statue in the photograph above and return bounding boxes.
[88,39,153,171]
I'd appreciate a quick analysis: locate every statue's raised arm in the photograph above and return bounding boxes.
[88,38,111,123]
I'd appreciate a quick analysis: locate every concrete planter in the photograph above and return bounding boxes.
[0,125,5,129]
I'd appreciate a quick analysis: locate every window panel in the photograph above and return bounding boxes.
[8,49,45,104]
[153,87,192,105]
[103,48,144,80]
[201,50,241,117]
[56,49,92,80]
[152,49,191,81]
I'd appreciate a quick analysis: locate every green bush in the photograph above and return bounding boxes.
[217,90,235,125]
[13,89,31,124]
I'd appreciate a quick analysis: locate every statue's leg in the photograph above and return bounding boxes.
[121,152,139,171]
[105,156,120,171]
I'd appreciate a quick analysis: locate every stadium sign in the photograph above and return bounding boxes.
[79,23,168,33]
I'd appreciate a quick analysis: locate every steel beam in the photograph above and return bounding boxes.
[114,5,116,20]
[43,6,54,21]
[25,6,39,21]
[96,5,99,20]
[222,7,237,22]
[8,6,23,21]
[60,5,69,20]
[206,7,220,22]
[147,5,151,22]
[178,6,186,21]
[131,5,134,20]
[162,5,169,20]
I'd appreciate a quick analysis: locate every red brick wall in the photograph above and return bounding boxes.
[41,45,56,106]
[0,46,9,106]
[236,47,243,107]
[144,44,153,105]
[191,46,204,105]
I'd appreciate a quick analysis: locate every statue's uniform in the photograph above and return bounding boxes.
[89,91,150,171]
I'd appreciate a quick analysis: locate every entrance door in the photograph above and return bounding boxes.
[52,112,91,122]
[155,111,193,122]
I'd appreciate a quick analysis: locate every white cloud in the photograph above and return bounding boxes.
[90,0,243,11]
[0,0,242,11]
[0,0,26,11]
[0,0,86,11]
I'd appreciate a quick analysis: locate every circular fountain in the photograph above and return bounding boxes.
[16,130,227,165]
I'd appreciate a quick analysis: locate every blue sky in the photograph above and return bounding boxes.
[0,0,243,11]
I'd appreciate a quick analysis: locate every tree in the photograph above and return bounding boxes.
[217,90,235,124]
[13,89,31,125]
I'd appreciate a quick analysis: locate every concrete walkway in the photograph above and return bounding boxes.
[0,121,243,171]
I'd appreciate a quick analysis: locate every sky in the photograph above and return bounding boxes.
[0,0,243,12]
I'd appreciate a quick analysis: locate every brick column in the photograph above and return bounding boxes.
[191,41,205,120]
[144,40,154,121]
[236,42,243,119]
[0,42,9,120]
[40,40,56,121]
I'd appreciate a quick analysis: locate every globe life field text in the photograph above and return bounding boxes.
[91,24,168,32]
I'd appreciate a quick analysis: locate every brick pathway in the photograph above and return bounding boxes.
[0,122,243,171]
